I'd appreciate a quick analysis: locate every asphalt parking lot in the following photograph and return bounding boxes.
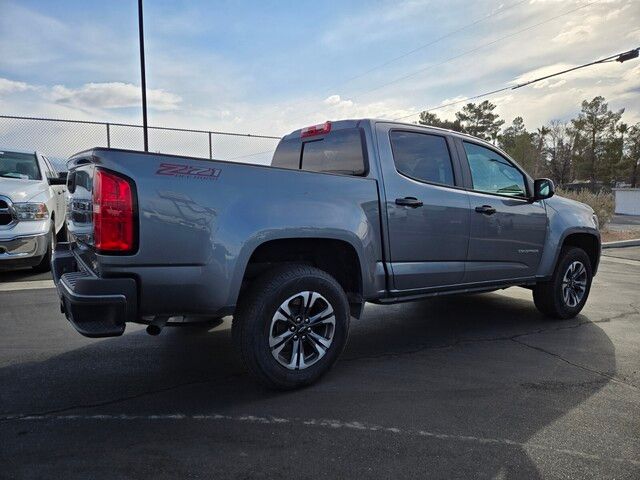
[1,249,639,479]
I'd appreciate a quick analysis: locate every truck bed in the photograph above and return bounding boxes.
[65,148,385,317]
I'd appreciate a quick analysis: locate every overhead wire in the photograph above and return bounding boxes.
[391,47,640,121]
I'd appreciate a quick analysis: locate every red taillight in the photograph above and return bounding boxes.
[301,121,331,138]
[93,169,135,253]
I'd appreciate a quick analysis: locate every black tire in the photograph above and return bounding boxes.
[56,223,67,243]
[533,247,592,319]
[32,223,55,273]
[232,264,350,390]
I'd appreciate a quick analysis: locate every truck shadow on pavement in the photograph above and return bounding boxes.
[1,290,621,479]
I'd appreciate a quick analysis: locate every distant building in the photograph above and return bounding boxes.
[613,188,640,215]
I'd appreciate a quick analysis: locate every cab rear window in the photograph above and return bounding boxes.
[271,128,366,176]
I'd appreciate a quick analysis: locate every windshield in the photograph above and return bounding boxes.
[0,151,42,180]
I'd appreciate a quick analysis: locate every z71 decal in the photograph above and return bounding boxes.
[156,163,221,180]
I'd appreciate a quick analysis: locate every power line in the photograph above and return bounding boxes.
[392,47,640,121]
[326,0,529,93]
[350,0,598,101]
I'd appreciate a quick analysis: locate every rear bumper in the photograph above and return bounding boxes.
[0,232,48,268]
[52,243,137,338]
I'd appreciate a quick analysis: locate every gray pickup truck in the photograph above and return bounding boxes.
[53,119,600,389]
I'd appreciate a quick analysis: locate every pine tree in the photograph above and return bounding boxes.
[417,111,463,132]
[498,117,536,172]
[571,96,624,183]
[455,100,505,141]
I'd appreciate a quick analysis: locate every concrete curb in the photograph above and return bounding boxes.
[602,239,640,249]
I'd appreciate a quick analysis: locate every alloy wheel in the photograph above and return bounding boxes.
[561,260,587,308]
[269,291,336,370]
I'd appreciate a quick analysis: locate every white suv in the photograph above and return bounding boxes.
[0,149,67,272]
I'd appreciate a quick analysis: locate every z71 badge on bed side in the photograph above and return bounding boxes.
[156,162,221,180]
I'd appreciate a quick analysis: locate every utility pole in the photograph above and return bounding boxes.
[138,0,149,152]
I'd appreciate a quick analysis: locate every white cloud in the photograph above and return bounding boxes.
[323,94,354,108]
[48,82,181,111]
[552,25,591,44]
[604,3,631,20]
[0,78,34,94]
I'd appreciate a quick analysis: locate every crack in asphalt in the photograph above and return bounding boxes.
[2,307,638,422]
[342,307,638,363]
[0,372,245,423]
[510,337,638,390]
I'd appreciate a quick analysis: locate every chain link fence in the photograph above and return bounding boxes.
[0,115,281,170]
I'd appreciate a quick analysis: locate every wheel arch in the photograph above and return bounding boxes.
[237,236,366,318]
[562,232,601,275]
[538,228,601,279]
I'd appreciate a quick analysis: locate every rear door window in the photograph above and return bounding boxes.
[389,131,455,186]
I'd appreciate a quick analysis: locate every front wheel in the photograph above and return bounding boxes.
[32,223,55,273]
[533,247,593,319]
[232,265,350,390]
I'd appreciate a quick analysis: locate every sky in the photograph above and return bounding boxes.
[1,0,639,142]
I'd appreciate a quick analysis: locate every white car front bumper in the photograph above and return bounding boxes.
[0,220,50,268]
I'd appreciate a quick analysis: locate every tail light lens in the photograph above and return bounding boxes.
[93,169,135,253]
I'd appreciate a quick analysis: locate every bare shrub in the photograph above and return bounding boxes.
[555,188,614,228]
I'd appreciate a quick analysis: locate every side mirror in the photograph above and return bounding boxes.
[533,178,555,201]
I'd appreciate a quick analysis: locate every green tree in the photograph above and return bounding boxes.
[533,126,550,178]
[571,96,624,183]
[614,122,629,184]
[417,111,463,131]
[498,117,536,173]
[455,100,504,141]
[545,121,577,185]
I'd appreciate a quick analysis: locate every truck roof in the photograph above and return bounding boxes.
[282,118,502,149]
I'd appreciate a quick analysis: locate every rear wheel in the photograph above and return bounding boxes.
[232,265,350,390]
[533,247,592,319]
[32,223,55,273]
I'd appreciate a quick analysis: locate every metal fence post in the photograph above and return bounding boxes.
[208,131,213,159]
[106,123,111,148]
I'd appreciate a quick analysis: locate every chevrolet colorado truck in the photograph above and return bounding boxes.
[1,149,67,271]
[53,119,600,389]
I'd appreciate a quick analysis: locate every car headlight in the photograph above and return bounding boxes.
[592,213,599,229]
[14,202,49,221]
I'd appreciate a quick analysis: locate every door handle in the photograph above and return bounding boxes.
[475,205,496,215]
[395,197,423,208]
